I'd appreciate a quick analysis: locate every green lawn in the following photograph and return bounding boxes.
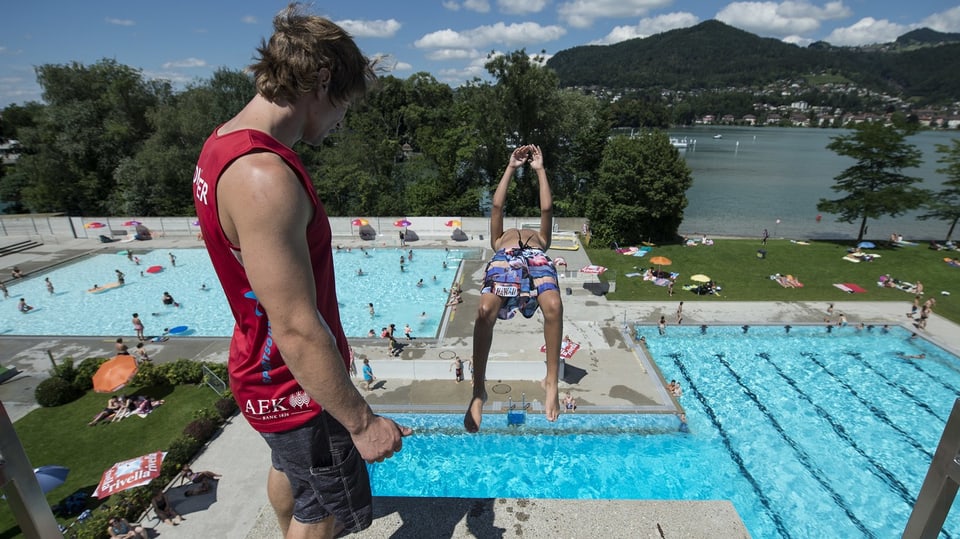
[0,384,219,538]
[589,238,959,324]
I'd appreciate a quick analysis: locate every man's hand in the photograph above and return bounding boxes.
[509,145,529,168]
[352,415,413,463]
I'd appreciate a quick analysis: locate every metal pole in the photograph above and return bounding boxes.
[0,402,65,538]
[903,398,960,538]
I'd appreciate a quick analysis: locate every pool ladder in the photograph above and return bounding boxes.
[507,393,529,426]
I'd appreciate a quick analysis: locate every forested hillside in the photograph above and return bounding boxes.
[546,21,960,105]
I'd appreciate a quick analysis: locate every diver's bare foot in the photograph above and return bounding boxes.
[544,381,560,422]
[464,390,488,433]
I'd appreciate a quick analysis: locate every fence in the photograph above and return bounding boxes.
[0,214,590,243]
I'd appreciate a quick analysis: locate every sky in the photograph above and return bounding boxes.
[1,1,959,109]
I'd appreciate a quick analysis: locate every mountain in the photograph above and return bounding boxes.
[545,21,960,104]
[895,28,960,47]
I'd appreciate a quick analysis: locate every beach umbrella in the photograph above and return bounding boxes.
[84,222,106,229]
[34,466,70,494]
[445,219,461,228]
[122,220,141,226]
[351,218,369,226]
[92,354,138,393]
[394,218,412,228]
[93,451,165,499]
[857,241,875,249]
[690,274,711,283]
[649,256,672,266]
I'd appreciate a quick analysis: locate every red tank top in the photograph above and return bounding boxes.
[193,128,349,433]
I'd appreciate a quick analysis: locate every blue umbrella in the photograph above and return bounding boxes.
[34,465,70,494]
[857,241,875,249]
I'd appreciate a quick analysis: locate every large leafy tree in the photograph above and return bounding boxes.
[6,59,167,214]
[112,68,254,215]
[918,138,960,242]
[585,133,692,245]
[817,121,928,242]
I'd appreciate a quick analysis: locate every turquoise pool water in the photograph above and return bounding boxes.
[0,247,466,338]
[372,325,960,538]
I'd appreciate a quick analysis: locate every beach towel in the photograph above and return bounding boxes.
[842,255,860,263]
[834,283,867,293]
[580,265,606,275]
[625,272,642,278]
[541,340,581,359]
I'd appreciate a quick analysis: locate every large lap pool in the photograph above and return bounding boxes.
[372,325,960,538]
[0,247,470,338]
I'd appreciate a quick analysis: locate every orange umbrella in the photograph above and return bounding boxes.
[351,218,369,226]
[649,256,672,266]
[92,354,138,393]
[445,219,461,228]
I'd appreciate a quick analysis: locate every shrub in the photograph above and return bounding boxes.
[131,361,165,387]
[51,357,77,384]
[214,397,238,419]
[73,357,105,391]
[34,376,83,407]
[162,359,204,385]
[164,435,204,475]
[183,417,217,443]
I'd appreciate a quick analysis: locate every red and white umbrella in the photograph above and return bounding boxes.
[394,218,412,228]
[122,220,142,226]
[93,451,165,498]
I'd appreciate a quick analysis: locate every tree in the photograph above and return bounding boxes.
[5,59,165,214]
[817,122,927,242]
[112,68,253,215]
[584,133,692,245]
[918,138,960,242]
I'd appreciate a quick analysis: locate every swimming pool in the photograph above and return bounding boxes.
[371,326,960,538]
[0,247,468,338]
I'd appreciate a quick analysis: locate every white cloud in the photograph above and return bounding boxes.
[442,0,491,12]
[716,1,851,37]
[415,22,566,49]
[106,17,135,27]
[498,0,548,15]
[824,17,909,46]
[392,61,413,71]
[424,48,481,61]
[592,12,700,45]
[464,0,491,13]
[336,19,402,38]
[162,58,208,69]
[783,35,814,46]
[558,0,673,29]
[919,6,960,33]
[241,15,258,25]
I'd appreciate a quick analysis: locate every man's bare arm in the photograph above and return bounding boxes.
[219,153,407,459]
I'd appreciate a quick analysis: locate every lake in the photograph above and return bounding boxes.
[668,126,958,241]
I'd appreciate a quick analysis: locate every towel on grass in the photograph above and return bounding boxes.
[834,283,867,293]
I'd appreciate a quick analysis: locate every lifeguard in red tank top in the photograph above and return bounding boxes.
[192,128,349,433]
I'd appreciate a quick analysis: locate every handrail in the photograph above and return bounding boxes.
[902,398,960,538]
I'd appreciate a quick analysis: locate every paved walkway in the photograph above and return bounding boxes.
[2,234,959,537]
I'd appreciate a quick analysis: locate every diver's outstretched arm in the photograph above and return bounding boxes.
[528,145,553,249]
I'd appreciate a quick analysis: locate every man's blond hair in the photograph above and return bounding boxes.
[250,3,376,105]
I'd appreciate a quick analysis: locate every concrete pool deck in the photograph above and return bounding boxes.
[3,235,959,538]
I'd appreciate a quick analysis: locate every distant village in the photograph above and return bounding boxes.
[588,78,960,129]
